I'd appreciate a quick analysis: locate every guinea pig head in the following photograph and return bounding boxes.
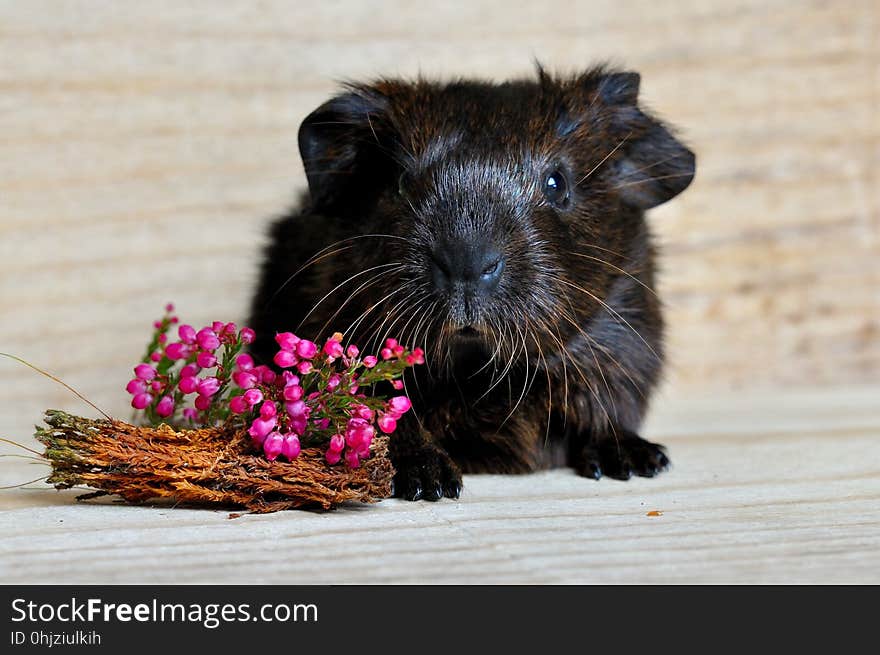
[297,68,695,372]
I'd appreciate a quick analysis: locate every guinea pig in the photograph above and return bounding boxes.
[248,65,695,501]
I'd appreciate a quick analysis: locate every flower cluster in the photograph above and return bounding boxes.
[125,304,253,426]
[127,305,423,468]
[238,332,421,467]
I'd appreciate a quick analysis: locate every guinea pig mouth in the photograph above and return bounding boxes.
[455,326,481,338]
[447,326,492,368]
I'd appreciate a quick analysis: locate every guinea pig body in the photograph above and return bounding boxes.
[248,66,695,500]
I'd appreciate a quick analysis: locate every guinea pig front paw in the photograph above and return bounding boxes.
[391,444,462,501]
[575,433,670,481]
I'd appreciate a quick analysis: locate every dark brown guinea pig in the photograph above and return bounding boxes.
[248,65,695,501]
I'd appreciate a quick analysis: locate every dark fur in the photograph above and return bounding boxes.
[248,66,695,500]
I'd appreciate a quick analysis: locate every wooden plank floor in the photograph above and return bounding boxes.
[2,385,877,584]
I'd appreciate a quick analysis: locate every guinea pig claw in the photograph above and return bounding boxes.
[444,480,462,499]
[655,450,671,471]
[423,483,443,502]
[578,433,671,481]
[404,480,424,501]
[391,443,463,502]
[584,461,603,480]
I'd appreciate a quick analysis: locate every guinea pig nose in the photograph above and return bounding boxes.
[430,246,504,293]
[478,254,504,291]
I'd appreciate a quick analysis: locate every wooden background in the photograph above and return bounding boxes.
[1,0,878,432]
[0,1,877,583]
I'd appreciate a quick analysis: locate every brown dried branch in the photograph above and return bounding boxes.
[34,410,394,512]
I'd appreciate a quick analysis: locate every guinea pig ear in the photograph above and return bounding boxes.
[297,90,393,213]
[595,72,696,209]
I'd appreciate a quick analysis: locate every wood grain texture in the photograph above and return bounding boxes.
[0,1,878,583]
[1,386,878,583]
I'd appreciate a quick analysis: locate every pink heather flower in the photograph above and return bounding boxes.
[243,389,263,406]
[194,394,212,411]
[351,404,374,421]
[153,320,163,330]
[314,417,330,430]
[182,408,198,422]
[323,338,344,359]
[295,339,318,360]
[263,432,284,461]
[229,395,249,414]
[126,378,146,395]
[391,380,404,390]
[196,328,220,351]
[275,332,299,351]
[178,376,198,394]
[380,348,393,360]
[281,371,299,386]
[196,351,217,368]
[296,361,313,375]
[131,392,153,409]
[170,317,179,324]
[280,434,301,460]
[249,416,276,441]
[346,344,359,358]
[232,370,257,389]
[254,366,276,384]
[327,374,342,391]
[165,303,175,313]
[345,450,360,469]
[282,384,303,402]
[211,321,224,334]
[388,396,412,415]
[164,342,187,360]
[197,377,220,397]
[289,417,308,436]
[134,364,157,380]
[223,322,237,337]
[156,396,175,418]
[362,355,377,368]
[345,418,374,449]
[411,347,425,364]
[392,346,405,357]
[385,338,398,349]
[260,401,277,419]
[239,327,256,344]
[150,380,164,392]
[178,324,196,344]
[180,363,199,378]
[274,349,297,368]
[150,351,162,362]
[286,400,307,419]
[378,414,397,434]
[325,449,341,465]
[158,333,168,344]
[329,434,345,453]
[349,384,359,395]
[235,353,254,371]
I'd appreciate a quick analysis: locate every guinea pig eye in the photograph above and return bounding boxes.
[542,168,570,208]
